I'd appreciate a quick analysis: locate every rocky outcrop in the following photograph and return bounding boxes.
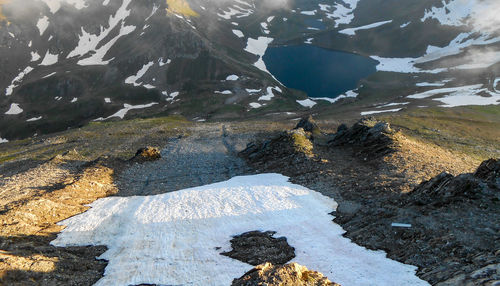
[328,117,398,159]
[221,231,295,266]
[240,128,314,162]
[232,262,340,286]
[404,158,500,207]
[294,115,321,135]
[474,158,500,182]
[132,147,161,161]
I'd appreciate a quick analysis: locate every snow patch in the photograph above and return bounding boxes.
[145,3,160,21]
[5,66,34,96]
[371,56,444,74]
[226,75,239,81]
[39,51,59,66]
[361,108,402,116]
[39,0,88,13]
[494,78,500,93]
[27,116,42,122]
[377,102,410,108]
[246,88,261,93]
[95,102,158,120]
[244,37,273,73]
[339,20,393,36]
[296,99,316,108]
[158,58,171,66]
[125,61,155,87]
[313,89,358,104]
[52,174,428,286]
[31,52,41,62]
[214,90,232,95]
[67,0,136,66]
[232,29,244,38]
[436,92,500,107]
[400,22,411,28]
[5,103,23,115]
[372,32,500,73]
[249,102,261,108]
[36,16,49,35]
[416,82,446,87]
[319,0,360,28]
[406,84,500,107]
[42,72,57,78]
[407,84,484,99]
[300,10,317,16]
[258,86,280,101]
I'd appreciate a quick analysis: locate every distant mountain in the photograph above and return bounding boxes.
[0,0,499,140]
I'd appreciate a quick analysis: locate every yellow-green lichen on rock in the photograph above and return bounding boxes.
[289,128,314,157]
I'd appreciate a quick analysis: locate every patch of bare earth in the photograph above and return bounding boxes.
[0,153,119,285]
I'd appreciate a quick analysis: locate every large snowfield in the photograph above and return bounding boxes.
[52,174,429,286]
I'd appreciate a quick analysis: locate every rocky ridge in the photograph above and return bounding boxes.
[239,116,499,285]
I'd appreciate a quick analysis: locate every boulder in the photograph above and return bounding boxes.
[132,147,161,161]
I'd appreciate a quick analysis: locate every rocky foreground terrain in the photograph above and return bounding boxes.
[0,114,498,285]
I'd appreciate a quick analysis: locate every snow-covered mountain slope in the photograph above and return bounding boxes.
[0,0,499,140]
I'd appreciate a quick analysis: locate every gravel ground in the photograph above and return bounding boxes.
[116,124,254,196]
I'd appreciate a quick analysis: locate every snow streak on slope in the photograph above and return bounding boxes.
[94,102,158,120]
[36,16,49,35]
[339,20,392,36]
[67,0,136,65]
[52,174,429,286]
[124,61,155,86]
[5,66,34,96]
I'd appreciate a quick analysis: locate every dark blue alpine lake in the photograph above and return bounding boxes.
[263,45,378,98]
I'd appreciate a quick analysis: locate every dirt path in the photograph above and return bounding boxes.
[116,123,254,196]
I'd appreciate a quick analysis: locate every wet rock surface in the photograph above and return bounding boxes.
[232,262,340,286]
[221,231,295,266]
